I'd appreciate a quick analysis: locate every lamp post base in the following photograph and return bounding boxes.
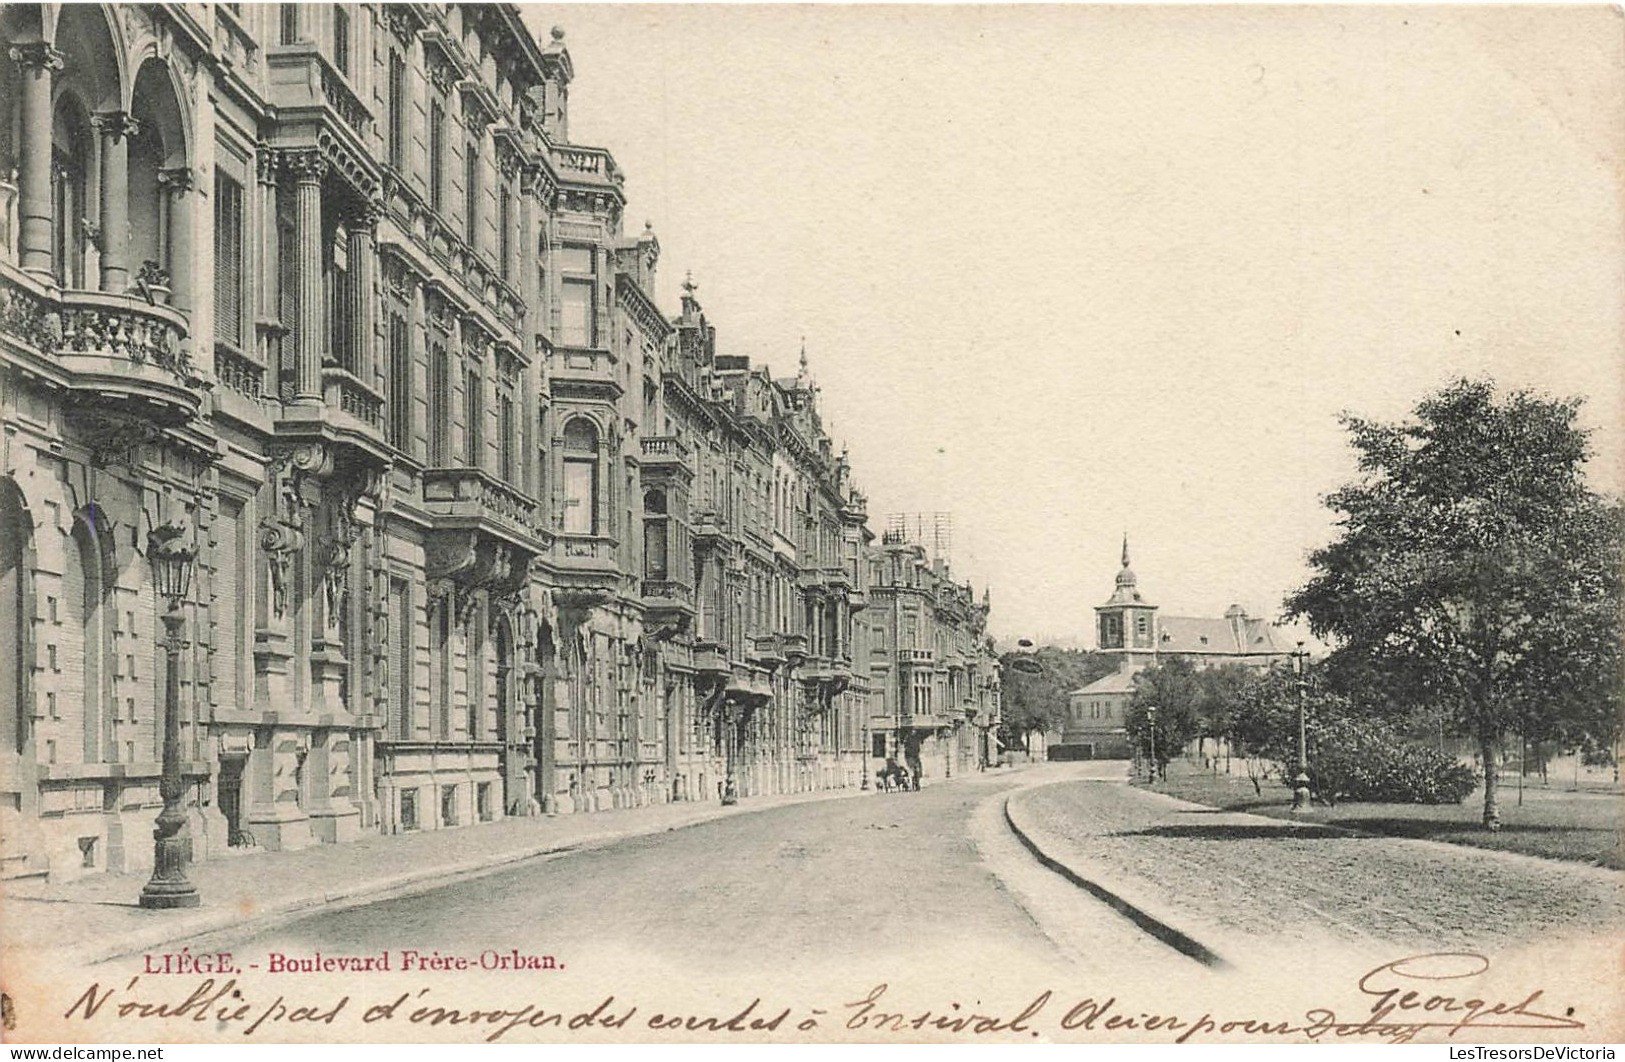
[139,882,201,909]
[1291,771,1311,813]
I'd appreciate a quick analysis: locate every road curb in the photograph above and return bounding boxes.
[1002,790,1228,968]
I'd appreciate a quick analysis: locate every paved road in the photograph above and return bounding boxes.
[193,765,1190,1001]
[48,766,1621,1043]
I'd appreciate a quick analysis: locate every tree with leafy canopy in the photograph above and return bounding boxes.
[1286,380,1624,830]
[996,646,1117,754]
[1126,657,1205,780]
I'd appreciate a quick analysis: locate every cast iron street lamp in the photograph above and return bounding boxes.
[1145,704,1158,783]
[141,522,200,909]
[1291,641,1311,813]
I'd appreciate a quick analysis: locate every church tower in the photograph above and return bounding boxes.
[1095,535,1159,666]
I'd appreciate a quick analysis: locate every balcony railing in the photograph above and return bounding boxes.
[321,366,383,431]
[1,269,201,424]
[693,642,729,676]
[899,648,935,666]
[549,345,620,396]
[553,144,624,188]
[691,509,729,542]
[640,435,693,466]
[641,578,695,608]
[214,348,265,399]
[421,466,541,540]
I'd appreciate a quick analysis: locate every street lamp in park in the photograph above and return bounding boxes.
[1291,641,1311,814]
[1145,705,1158,783]
[140,522,200,910]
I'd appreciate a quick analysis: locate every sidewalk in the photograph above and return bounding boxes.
[3,784,868,968]
[1004,776,1625,971]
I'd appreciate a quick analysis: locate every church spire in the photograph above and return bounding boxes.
[1121,532,1130,569]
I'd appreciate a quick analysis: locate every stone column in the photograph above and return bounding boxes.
[348,201,378,384]
[91,112,136,293]
[287,151,327,405]
[9,42,63,278]
[159,166,195,313]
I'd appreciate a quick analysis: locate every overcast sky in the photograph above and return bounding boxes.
[524,5,1624,643]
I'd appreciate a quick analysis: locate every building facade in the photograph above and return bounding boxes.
[0,2,997,884]
[1055,538,1296,759]
[866,532,1001,784]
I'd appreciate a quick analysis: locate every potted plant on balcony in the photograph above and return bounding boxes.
[134,260,171,306]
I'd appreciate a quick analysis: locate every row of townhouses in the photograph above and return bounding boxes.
[0,2,1001,882]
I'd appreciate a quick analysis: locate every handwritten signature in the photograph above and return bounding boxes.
[53,952,1583,1043]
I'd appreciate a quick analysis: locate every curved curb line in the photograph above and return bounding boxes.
[1002,794,1228,969]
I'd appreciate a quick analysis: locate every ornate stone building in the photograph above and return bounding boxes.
[0,3,973,884]
[865,532,1001,783]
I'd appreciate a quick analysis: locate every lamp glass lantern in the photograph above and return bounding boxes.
[148,523,197,608]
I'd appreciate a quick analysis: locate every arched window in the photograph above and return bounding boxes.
[561,418,598,534]
[51,96,91,288]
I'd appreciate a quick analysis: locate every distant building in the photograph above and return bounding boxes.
[1052,537,1297,760]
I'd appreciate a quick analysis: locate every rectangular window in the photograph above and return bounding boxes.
[427,344,450,464]
[387,313,411,450]
[332,7,350,75]
[433,600,451,738]
[276,194,298,391]
[644,520,668,579]
[497,186,512,280]
[560,279,593,347]
[464,143,479,245]
[279,4,299,44]
[558,245,595,347]
[497,393,514,484]
[399,788,418,830]
[464,369,482,468]
[387,52,407,171]
[562,459,596,534]
[440,785,458,828]
[213,173,243,347]
[390,577,412,740]
[428,99,446,213]
[326,228,353,373]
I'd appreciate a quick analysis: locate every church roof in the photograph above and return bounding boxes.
[1069,668,1141,696]
[1156,614,1296,656]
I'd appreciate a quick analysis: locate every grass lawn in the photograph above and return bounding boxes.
[1136,760,1625,870]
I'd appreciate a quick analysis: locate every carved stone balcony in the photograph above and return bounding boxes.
[420,466,544,553]
[691,509,729,548]
[899,648,936,667]
[549,345,621,400]
[693,642,729,678]
[552,144,625,191]
[899,713,946,732]
[0,268,203,427]
[550,533,621,600]
[778,632,809,667]
[322,366,384,434]
[748,634,785,669]
[273,363,393,472]
[641,577,695,631]
[640,434,693,477]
